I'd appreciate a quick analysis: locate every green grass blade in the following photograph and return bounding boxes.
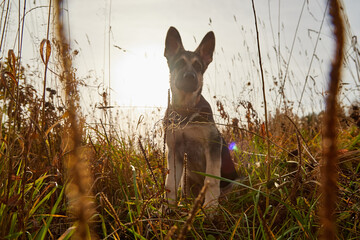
[35,184,64,240]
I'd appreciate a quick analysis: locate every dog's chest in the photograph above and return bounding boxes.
[166,124,210,172]
[166,116,220,158]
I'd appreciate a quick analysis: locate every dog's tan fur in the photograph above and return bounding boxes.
[164,27,238,208]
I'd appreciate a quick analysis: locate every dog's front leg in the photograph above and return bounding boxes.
[203,139,222,208]
[165,148,183,207]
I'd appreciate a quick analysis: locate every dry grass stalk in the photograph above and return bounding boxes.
[99,192,124,231]
[257,206,276,240]
[177,181,208,240]
[250,0,272,208]
[320,0,345,239]
[41,0,52,130]
[138,138,159,186]
[288,134,302,204]
[163,89,170,189]
[285,115,317,163]
[164,225,178,240]
[54,1,96,239]
[183,153,188,201]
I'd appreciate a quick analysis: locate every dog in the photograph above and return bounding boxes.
[164,26,238,208]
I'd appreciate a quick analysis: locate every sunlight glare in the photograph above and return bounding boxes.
[111,46,169,108]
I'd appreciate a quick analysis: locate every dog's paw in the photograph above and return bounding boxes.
[159,200,179,216]
[202,204,220,219]
[203,199,219,210]
[159,202,175,215]
[161,205,172,215]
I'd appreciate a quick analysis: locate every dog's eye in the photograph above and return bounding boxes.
[192,61,203,72]
[174,59,186,69]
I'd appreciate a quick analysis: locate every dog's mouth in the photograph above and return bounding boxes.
[175,71,198,92]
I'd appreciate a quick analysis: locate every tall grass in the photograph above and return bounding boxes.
[250,0,272,210]
[0,0,358,239]
[320,0,345,239]
[54,0,96,239]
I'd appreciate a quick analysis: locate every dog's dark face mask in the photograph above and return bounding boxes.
[171,52,203,93]
[164,27,215,98]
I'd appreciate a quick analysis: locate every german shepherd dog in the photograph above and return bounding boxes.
[164,26,238,208]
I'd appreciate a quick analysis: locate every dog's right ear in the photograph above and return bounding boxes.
[164,27,184,60]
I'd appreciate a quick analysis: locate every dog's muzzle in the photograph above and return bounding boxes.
[175,71,198,92]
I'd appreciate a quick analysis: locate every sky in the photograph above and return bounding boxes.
[2,0,360,128]
[67,0,360,115]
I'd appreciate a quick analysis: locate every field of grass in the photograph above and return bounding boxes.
[0,0,360,239]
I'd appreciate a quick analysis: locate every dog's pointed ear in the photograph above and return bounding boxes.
[164,27,184,60]
[195,31,215,68]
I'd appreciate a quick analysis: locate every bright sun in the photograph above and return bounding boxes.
[111,46,169,108]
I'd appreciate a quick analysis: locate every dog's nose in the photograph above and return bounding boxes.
[176,72,197,92]
[183,72,196,82]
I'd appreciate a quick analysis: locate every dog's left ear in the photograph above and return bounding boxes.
[164,27,184,61]
[195,31,215,68]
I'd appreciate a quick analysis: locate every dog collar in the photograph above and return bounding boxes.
[164,95,214,127]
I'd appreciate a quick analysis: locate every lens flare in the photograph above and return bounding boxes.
[229,142,237,151]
